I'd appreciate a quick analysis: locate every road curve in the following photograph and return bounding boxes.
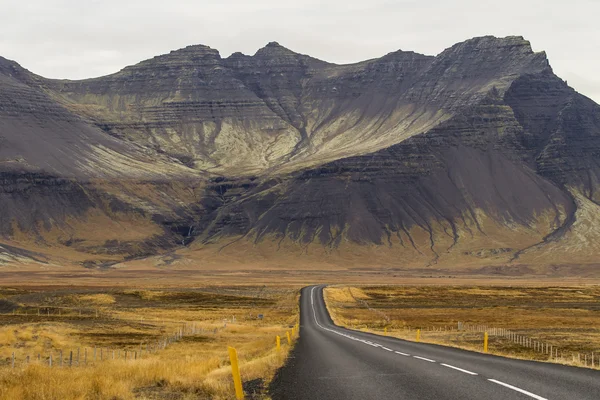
[269,285,600,399]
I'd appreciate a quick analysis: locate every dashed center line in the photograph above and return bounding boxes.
[394,351,410,356]
[413,356,436,363]
[488,379,548,400]
[440,363,478,376]
[381,347,393,351]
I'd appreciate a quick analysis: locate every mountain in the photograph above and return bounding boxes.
[0,36,599,274]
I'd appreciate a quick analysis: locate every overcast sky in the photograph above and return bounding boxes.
[1,0,599,103]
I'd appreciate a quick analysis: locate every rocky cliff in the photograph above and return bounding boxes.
[0,36,598,271]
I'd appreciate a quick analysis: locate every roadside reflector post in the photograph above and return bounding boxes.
[276,336,281,351]
[484,332,489,353]
[384,327,388,335]
[228,347,244,400]
[286,331,292,345]
[416,329,421,342]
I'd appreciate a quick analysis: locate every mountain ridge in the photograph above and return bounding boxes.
[0,35,598,274]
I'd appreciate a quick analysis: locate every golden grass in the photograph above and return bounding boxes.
[0,286,299,399]
[325,285,600,369]
[75,294,116,305]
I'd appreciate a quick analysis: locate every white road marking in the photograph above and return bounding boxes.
[310,287,552,400]
[440,363,478,375]
[310,287,443,373]
[413,356,436,363]
[309,287,390,351]
[488,379,548,400]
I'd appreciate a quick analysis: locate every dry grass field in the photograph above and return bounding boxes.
[325,285,600,368]
[0,286,299,399]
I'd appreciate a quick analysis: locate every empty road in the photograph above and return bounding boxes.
[270,285,600,399]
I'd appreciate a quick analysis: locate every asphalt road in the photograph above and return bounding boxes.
[269,285,600,399]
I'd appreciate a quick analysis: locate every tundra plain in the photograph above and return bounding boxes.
[325,285,600,368]
[0,285,299,400]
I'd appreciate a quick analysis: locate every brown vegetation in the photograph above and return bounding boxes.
[325,285,600,368]
[0,286,299,399]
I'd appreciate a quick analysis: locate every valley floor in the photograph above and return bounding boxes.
[2,274,600,399]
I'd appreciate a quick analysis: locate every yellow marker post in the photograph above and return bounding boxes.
[286,331,292,345]
[416,329,421,342]
[484,332,489,353]
[227,347,244,400]
[276,335,281,351]
[384,327,388,335]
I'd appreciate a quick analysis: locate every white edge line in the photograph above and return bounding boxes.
[310,287,422,363]
[413,356,436,363]
[312,287,545,400]
[488,379,548,400]
[440,363,478,376]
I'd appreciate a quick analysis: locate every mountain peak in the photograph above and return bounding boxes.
[430,35,552,80]
[0,56,38,85]
[156,44,221,60]
[445,35,546,59]
[172,44,219,54]
[254,41,299,57]
[0,56,23,73]
[121,44,221,73]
